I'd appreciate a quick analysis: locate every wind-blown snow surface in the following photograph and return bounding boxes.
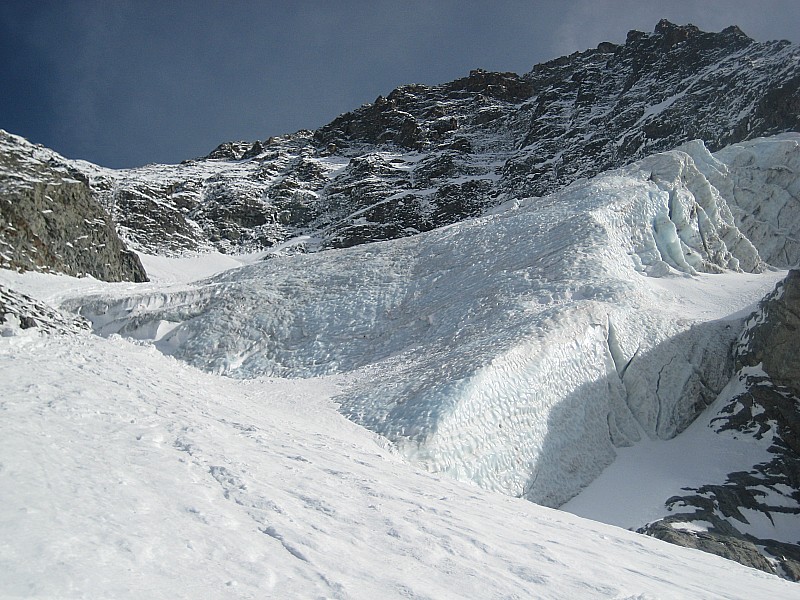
[65,135,799,509]
[1,328,796,599]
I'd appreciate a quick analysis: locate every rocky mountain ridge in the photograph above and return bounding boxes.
[107,20,800,258]
[1,20,798,277]
[109,20,800,254]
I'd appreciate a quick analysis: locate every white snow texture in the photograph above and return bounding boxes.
[2,331,795,599]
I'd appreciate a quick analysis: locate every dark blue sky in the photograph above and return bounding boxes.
[2,1,799,168]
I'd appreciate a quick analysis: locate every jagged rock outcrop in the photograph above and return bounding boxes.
[502,20,799,199]
[639,521,782,576]
[639,270,800,580]
[0,131,148,282]
[4,20,794,260]
[0,285,90,335]
[737,269,800,391]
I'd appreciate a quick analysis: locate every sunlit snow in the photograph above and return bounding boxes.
[2,135,799,597]
[1,328,795,598]
[60,135,798,507]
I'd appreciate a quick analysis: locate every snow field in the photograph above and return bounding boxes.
[1,330,796,599]
[2,134,800,595]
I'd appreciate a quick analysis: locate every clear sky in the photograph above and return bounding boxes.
[2,0,798,168]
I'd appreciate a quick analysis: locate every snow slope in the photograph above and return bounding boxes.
[62,135,797,508]
[1,327,795,599]
[561,266,799,538]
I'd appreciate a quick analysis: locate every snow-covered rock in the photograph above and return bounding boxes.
[0,284,90,336]
[3,22,797,263]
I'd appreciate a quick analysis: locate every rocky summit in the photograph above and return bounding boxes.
[115,21,798,256]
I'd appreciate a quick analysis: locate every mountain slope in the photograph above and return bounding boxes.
[64,135,795,507]
[1,313,796,599]
[1,134,798,585]
[1,18,799,589]
[637,269,800,579]
[43,133,796,579]
[0,131,147,282]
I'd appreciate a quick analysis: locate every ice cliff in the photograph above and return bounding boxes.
[68,134,799,508]
[638,269,800,579]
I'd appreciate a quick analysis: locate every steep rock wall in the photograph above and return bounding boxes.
[0,132,147,282]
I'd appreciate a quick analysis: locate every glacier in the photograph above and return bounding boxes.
[62,134,799,508]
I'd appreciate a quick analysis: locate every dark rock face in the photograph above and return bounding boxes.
[737,270,800,393]
[503,21,795,199]
[0,285,90,335]
[0,131,148,282]
[205,140,265,161]
[639,521,781,574]
[313,69,535,152]
[21,20,795,259]
[639,271,800,580]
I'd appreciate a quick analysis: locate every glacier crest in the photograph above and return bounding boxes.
[68,136,798,505]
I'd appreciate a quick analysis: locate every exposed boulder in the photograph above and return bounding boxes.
[639,521,781,575]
